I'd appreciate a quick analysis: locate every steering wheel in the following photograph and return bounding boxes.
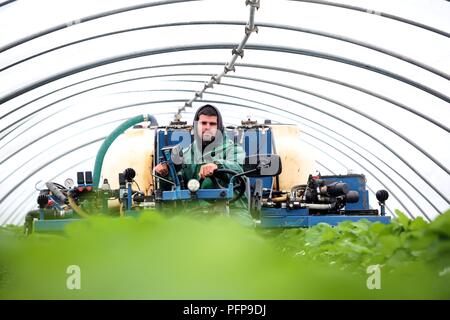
[200,168,247,203]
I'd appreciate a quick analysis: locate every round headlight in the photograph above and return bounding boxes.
[187,179,200,193]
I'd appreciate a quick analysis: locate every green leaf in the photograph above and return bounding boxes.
[369,222,387,235]
[394,210,410,230]
[385,249,412,267]
[429,209,450,237]
[409,217,428,231]
[378,235,402,256]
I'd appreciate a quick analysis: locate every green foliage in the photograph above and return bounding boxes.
[0,209,449,299]
[270,210,450,273]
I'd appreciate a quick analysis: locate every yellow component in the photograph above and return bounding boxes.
[68,194,89,218]
[100,127,155,209]
[119,202,124,217]
[271,196,288,203]
[268,124,315,192]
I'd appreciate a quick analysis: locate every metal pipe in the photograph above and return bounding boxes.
[290,0,450,38]
[0,0,200,54]
[3,61,447,144]
[45,181,67,204]
[0,84,443,217]
[0,67,438,211]
[2,43,449,109]
[3,70,447,181]
[0,0,16,8]
[2,21,448,82]
[0,98,423,222]
[2,0,446,56]
[302,203,335,210]
[176,0,260,118]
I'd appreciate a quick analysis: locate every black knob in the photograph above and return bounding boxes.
[123,168,136,182]
[345,191,359,203]
[37,194,48,208]
[327,182,349,196]
[376,189,389,203]
[133,192,145,203]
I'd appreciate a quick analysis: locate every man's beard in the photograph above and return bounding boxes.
[201,132,216,151]
[202,132,215,142]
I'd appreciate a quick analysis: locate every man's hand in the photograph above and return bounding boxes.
[154,163,169,177]
[198,163,218,180]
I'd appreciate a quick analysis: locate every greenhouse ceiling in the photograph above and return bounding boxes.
[0,0,449,225]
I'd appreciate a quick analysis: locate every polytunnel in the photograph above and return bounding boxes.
[0,0,449,226]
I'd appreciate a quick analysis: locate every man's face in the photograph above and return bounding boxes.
[197,114,218,142]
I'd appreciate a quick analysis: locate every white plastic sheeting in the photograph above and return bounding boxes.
[0,0,449,225]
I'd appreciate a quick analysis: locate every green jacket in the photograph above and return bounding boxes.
[162,138,253,227]
[181,137,244,186]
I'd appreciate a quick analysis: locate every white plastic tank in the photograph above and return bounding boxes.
[269,124,316,191]
[100,127,155,207]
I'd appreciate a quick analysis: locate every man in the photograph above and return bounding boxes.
[154,104,253,226]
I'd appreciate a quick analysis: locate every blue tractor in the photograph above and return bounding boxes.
[24,115,390,234]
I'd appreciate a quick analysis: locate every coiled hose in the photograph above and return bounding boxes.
[92,114,158,187]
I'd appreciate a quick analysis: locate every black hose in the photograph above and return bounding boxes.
[45,181,67,204]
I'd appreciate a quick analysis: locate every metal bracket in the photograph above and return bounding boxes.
[224,64,236,73]
[232,47,244,58]
[246,0,260,9]
[177,0,260,119]
[212,75,221,84]
[245,25,258,35]
[204,81,214,89]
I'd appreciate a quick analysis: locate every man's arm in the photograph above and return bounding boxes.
[154,163,169,176]
[153,162,175,190]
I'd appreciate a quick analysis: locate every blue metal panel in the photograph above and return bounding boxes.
[260,213,391,228]
[156,129,192,164]
[157,130,165,163]
[127,182,132,211]
[162,188,233,201]
[260,207,310,228]
[241,128,273,190]
[257,129,272,190]
[360,190,370,210]
[260,215,310,228]
[262,207,310,216]
[242,128,272,156]
[34,219,78,232]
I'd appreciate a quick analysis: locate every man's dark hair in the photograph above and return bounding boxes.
[197,104,218,118]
